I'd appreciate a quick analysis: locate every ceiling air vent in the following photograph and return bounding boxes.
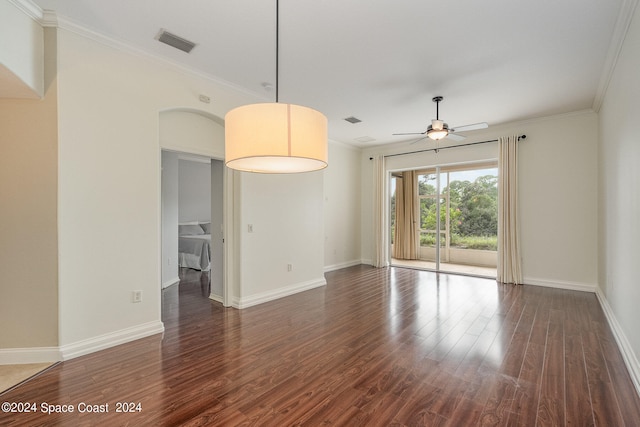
[344,116,362,124]
[156,29,196,53]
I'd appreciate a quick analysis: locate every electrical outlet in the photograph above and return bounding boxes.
[132,290,142,303]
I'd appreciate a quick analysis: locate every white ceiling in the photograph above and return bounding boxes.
[30,0,625,147]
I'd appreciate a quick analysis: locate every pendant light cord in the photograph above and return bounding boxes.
[275,0,279,103]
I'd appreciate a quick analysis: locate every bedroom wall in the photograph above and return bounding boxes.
[178,158,211,223]
[324,140,362,271]
[360,110,599,291]
[0,27,58,354]
[161,151,179,288]
[598,2,640,369]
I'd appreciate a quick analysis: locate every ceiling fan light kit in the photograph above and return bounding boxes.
[427,119,448,140]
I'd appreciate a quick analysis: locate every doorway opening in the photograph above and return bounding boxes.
[161,152,224,304]
[390,162,498,277]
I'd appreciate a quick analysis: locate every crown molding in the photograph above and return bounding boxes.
[7,0,43,21]
[494,108,596,127]
[593,0,639,112]
[32,10,267,104]
[40,9,58,27]
[43,11,268,101]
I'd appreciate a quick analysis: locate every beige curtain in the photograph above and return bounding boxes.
[393,170,419,260]
[497,135,523,284]
[372,155,388,267]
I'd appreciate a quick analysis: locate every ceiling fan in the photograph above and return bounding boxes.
[393,96,488,142]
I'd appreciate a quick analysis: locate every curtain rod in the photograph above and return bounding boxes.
[369,135,526,160]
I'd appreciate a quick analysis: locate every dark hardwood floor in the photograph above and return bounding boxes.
[2,265,640,426]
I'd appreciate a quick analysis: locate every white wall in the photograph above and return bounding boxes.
[361,111,599,291]
[516,113,598,290]
[324,141,362,271]
[161,151,179,288]
[55,27,254,352]
[178,158,211,223]
[159,110,225,159]
[237,171,325,307]
[598,3,640,366]
[0,0,43,98]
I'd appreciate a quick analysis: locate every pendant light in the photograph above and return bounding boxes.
[224,0,328,173]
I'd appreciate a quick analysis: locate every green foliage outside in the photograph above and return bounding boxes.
[417,173,498,251]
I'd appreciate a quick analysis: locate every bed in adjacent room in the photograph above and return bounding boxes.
[178,222,211,272]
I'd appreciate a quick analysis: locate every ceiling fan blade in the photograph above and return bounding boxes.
[408,136,428,145]
[393,131,427,136]
[450,122,488,133]
[446,133,466,142]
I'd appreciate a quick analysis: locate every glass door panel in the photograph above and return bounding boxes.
[418,171,438,265]
[439,166,498,276]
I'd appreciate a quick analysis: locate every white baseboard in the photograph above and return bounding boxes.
[162,277,180,289]
[324,259,362,272]
[0,321,165,364]
[59,321,165,361]
[523,277,597,293]
[232,277,327,309]
[0,347,62,365]
[209,293,223,303]
[596,288,640,397]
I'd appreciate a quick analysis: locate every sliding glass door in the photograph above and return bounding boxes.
[391,162,498,277]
